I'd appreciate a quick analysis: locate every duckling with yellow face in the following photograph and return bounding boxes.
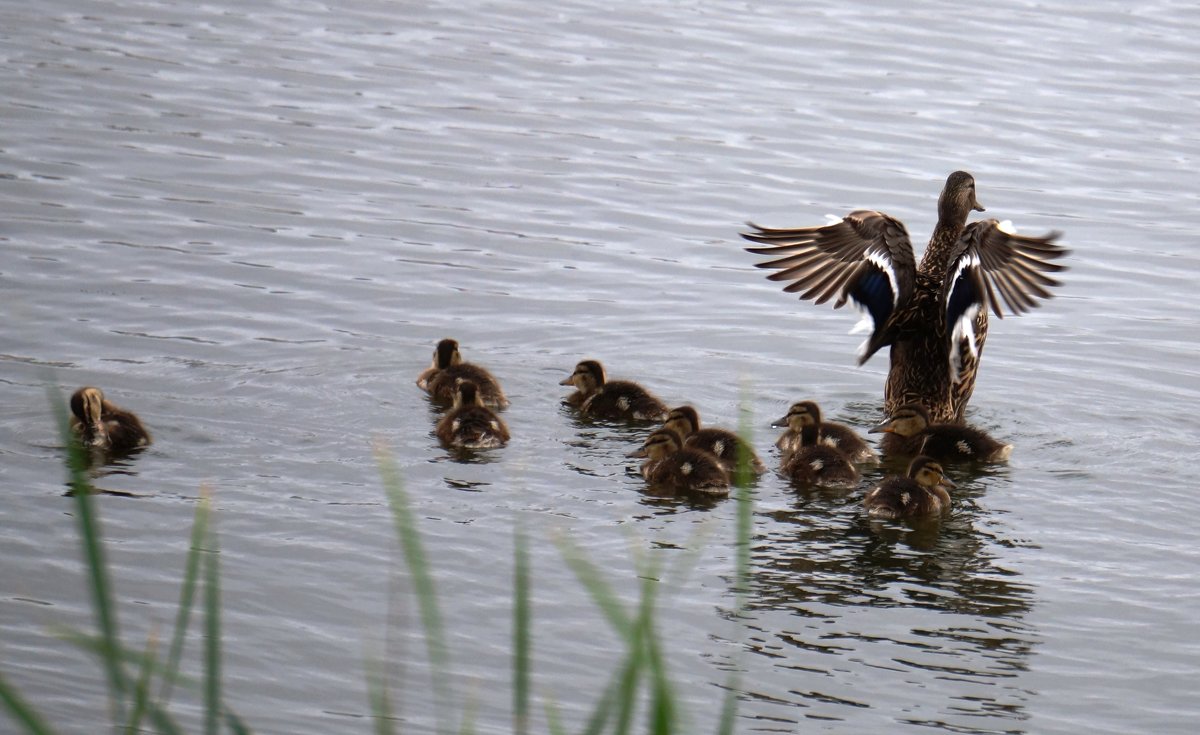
[417,338,509,409]
[628,428,730,497]
[863,455,956,520]
[69,387,152,456]
[869,403,1012,462]
[435,379,510,450]
[663,405,765,475]
[560,360,669,422]
[773,400,877,464]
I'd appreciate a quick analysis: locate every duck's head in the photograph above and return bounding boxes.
[628,428,684,461]
[451,378,483,409]
[431,338,462,370]
[773,400,821,431]
[70,386,108,447]
[908,455,956,489]
[664,405,700,437]
[939,171,985,226]
[559,359,606,393]
[869,403,931,438]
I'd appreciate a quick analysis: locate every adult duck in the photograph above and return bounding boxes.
[628,428,730,496]
[69,387,152,456]
[863,455,956,520]
[663,405,765,475]
[742,171,1068,423]
[869,402,1012,462]
[417,338,509,409]
[560,360,670,422]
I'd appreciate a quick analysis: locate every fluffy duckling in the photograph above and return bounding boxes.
[869,403,1012,462]
[69,387,152,455]
[560,360,669,422]
[628,428,730,496]
[417,338,509,409]
[863,456,956,520]
[780,444,860,489]
[773,401,877,464]
[435,379,510,450]
[774,405,859,487]
[663,405,765,475]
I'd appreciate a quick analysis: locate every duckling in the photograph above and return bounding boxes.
[773,401,877,463]
[560,360,669,422]
[863,456,956,520]
[869,403,1012,462]
[663,405,766,475]
[435,379,510,450]
[628,428,730,496]
[780,444,860,489]
[69,387,152,455]
[417,338,509,409]
[773,404,860,487]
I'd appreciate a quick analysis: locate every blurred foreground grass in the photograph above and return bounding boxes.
[0,385,754,734]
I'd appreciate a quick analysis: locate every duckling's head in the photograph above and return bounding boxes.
[70,387,108,446]
[628,428,684,461]
[776,400,821,431]
[432,338,462,370]
[939,171,985,226]
[908,455,956,490]
[451,378,483,409]
[869,403,931,438]
[559,359,606,393]
[664,405,700,437]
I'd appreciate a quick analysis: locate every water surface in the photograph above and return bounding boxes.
[2,1,1198,733]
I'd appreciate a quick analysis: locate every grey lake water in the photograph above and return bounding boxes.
[2,0,1199,733]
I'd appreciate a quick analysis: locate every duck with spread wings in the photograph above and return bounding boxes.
[741,171,1069,423]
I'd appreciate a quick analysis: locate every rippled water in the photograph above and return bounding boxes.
[3,0,1198,733]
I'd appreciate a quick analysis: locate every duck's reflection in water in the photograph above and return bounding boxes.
[735,467,1037,732]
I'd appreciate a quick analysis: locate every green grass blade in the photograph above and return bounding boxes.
[512,528,531,735]
[610,633,644,735]
[374,443,453,735]
[456,695,478,735]
[158,488,212,704]
[733,388,755,602]
[145,706,187,735]
[125,631,158,735]
[579,667,622,735]
[543,697,567,735]
[51,628,187,735]
[637,564,674,735]
[52,628,195,692]
[0,670,60,735]
[46,383,128,725]
[365,654,396,735]
[715,387,756,735]
[223,708,252,735]
[202,517,221,735]
[644,634,674,735]
[555,537,632,639]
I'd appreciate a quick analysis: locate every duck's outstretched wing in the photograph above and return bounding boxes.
[943,220,1068,350]
[741,210,917,364]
